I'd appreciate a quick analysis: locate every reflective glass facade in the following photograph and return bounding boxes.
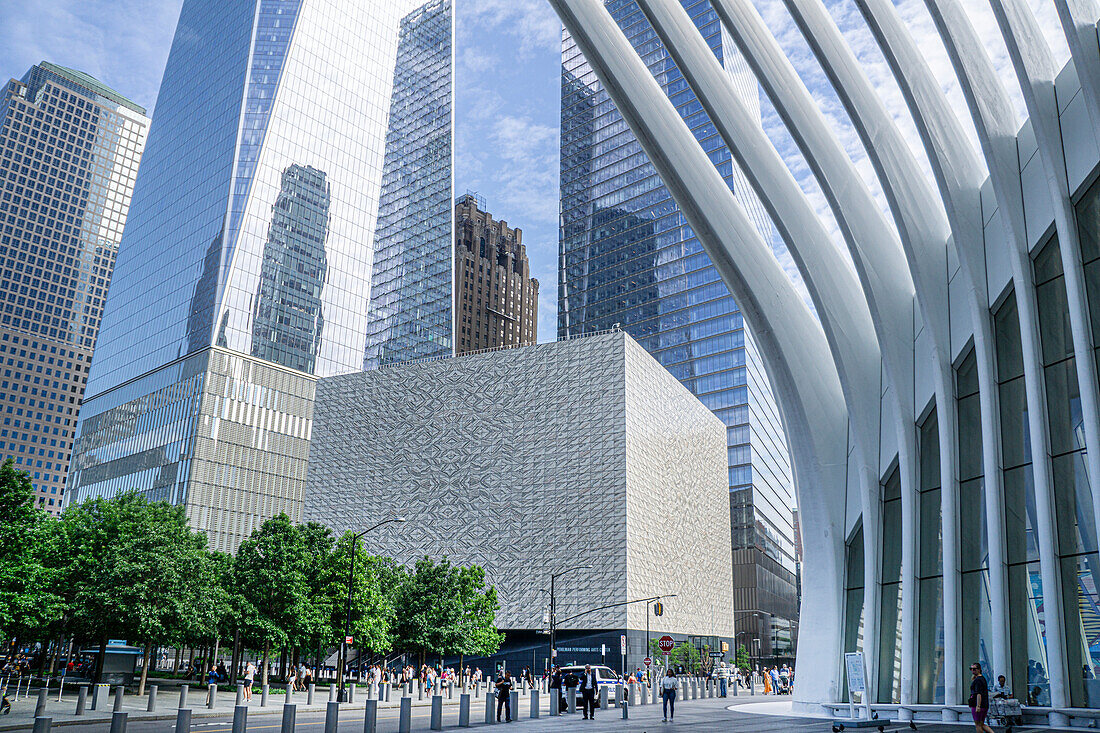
[0,63,148,515]
[70,0,454,550]
[559,0,796,654]
[364,0,454,368]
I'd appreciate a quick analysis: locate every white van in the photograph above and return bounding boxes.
[558,664,619,692]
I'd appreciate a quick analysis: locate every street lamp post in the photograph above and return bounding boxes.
[548,566,590,670]
[339,517,406,703]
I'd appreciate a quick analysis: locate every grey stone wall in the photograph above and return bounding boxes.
[306,331,730,636]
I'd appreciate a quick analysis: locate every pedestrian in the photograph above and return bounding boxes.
[660,668,678,722]
[968,662,994,733]
[763,667,772,695]
[579,664,598,720]
[563,667,579,712]
[243,660,256,701]
[1,686,10,715]
[718,662,729,697]
[495,670,513,723]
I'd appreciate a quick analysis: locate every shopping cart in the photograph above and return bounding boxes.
[989,697,1022,731]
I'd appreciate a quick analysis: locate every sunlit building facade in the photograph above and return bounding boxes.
[0,62,148,515]
[558,0,797,662]
[68,0,454,551]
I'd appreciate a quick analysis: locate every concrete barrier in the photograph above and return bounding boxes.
[35,689,47,718]
[348,684,355,704]
[399,697,412,733]
[261,684,269,707]
[430,695,442,730]
[91,683,108,711]
[308,684,315,705]
[32,717,51,733]
[509,690,518,721]
[75,685,88,715]
[147,684,158,712]
[113,686,124,712]
[281,703,296,733]
[363,700,376,733]
[567,687,576,714]
[599,686,608,710]
[641,683,648,705]
[175,708,192,733]
[530,689,540,718]
[285,682,293,704]
[207,684,217,709]
[458,693,471,727]
[110,712,127,733]
[324,701,339,733]
[549,688,560,716]
[484,692,494,724]
[232,705,247,733]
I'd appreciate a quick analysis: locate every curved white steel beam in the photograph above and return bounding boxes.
[1053,0,1100,129]
[632,0,893,700]
[768,0,978,704]
[547,0,851,705]
[858,0,1072,711]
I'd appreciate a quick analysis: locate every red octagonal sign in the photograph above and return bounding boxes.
[658,635,675,653]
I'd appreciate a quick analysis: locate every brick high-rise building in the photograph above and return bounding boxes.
[0,62,149,514]
[455,194,538,353]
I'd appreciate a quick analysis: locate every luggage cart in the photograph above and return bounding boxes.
[989,697,1022,732]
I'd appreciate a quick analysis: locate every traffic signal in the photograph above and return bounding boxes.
[654,600,664,617]
[721,641,729,653]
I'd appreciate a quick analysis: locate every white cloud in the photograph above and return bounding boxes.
[458,0,561,59]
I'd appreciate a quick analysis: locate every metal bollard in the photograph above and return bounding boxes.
[308,683,315,705]
[530,689,540,718]
[236,686,244,706]
[641,683,648,705]
[32,717,51,733]
[621,697,629,720]
[114,685,125,712]
[148,684,158,712]
[349,683,356,703]
[285,682,293,704]
[232,704,247,733]
[417,680,423,701]
[363,699,376,733]
[261,684,269,707]
[384,682,391,702]
[399,697,412,733]
[324,700,339,733]
[750,674,755,696]
[175,707,193,733]
[179,684,189,709]
[35,688,48,718]
[459,693,471,727]
[448,682,454,699]
[652,681,659,705]
[110,711,128,733]
[92,683,109,711]
[282,703,296,733]
[567,687,576,714]
[329,685,337,703]
[208,684,217,709]
[75,685,88,715]
[430,695,442,730]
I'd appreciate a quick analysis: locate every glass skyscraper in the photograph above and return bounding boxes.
[69,0,454,550]
[0,62,149,515]
[559,0,799,657]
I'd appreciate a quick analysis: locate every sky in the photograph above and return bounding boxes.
[0,0,1069,344]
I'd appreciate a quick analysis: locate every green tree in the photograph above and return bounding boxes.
[393,557,503,667]
[0,459,61,643]
[735,643,751,672]
[52,492,210,683]
[647,638,702,673]
[234,514,309,685]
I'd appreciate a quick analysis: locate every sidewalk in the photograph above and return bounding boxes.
[0,682,469,731]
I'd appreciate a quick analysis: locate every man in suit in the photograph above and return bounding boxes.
[579,664,599,720]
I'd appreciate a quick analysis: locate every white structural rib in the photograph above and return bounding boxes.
[548,0,851,705]
[987,1,1100,649]
[1053,0,1100,129]
[632,0,894,701]
[772,0,1002,704]
[858,0,1071,711]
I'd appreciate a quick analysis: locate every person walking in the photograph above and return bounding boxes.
[660,668,678,722]
[495,670,513,723]
[968,662,994,733]
[243,660,256,701]
[718,662,729,697]
[579,664,598,720]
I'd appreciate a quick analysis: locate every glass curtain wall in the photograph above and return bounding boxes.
[843,521,865,703]
[878,468,903,703]
[957,349,993,682]
[994,291,1050,704]
[1033,237,1100,707]
[917,409,945,703]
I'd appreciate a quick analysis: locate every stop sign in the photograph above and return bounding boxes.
[658,635,675,653]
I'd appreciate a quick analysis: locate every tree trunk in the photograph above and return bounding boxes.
[230,629,241,686]
[188,646,195,680]
[173,645,182,676]
[279,647,287,680]
[211,637,220,674]
[139,642,152,696]
[94,634,107,684]
[262,641,270,687]
[316,641,322,681]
